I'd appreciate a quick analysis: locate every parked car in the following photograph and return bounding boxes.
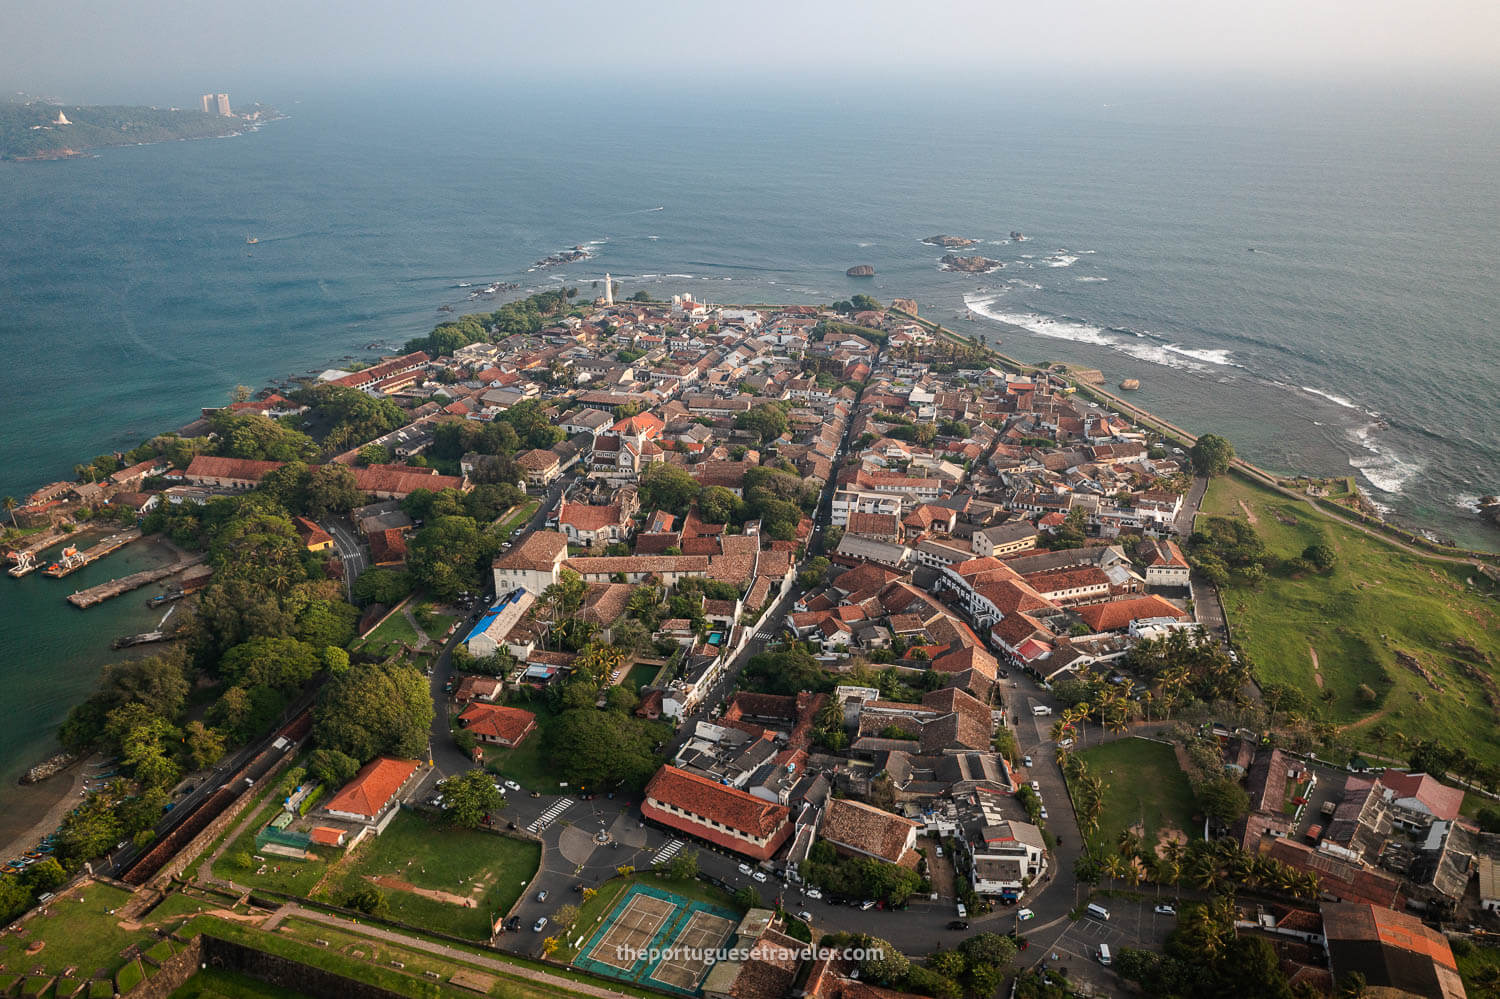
[738,863,753,875]
[935,845,944,858]
[860,900,876,911]
[948,919,970,930]
[1030,781,1041,792]
[1018,908,1036,921]
[533,917,548,932]
[535,890,549,902]
[504,780,521,791]
[752,870,768,883]
[806,888,823,900]
[1155,904,1177,915]
[796,910,812,922]
[1023,755,1033,767]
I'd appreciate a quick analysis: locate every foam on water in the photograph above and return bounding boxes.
[1348,424,1424,495]
[1301,386,1360,410]
[1454,493,1485,513]
[1040,254,1079,268]
[1075,276,1109,282]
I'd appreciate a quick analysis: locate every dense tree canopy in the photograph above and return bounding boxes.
[543,709,667,790]
[209,410,317,462]
[1188,434,1235,477]
[314,663,434,763]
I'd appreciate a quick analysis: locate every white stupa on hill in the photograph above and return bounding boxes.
[53,110,70,125]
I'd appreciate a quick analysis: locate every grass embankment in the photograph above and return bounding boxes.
[1201,474,1500,766]
[355,609,424,658]
[170,968,316,998]
[491,500,540,539]
[1075,738,1199,856]
[316,810,539,940]
[0,883,138,980]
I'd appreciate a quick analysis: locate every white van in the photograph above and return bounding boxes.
[1032,705,1053,717]
[1098,943,1112,966]
[1087,903,1111,921]
[956,902,968,919]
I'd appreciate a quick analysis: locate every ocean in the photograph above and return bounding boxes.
[1,77,1497,825]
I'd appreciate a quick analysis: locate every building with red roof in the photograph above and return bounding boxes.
[1378,771,1465,827]
[1074,594,1189,632]
[324,757,421,825]
[642,765,793,861]
[458,704,537,748]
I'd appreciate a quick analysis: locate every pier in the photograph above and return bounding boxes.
[6,551,39,578]
[68,554,209,609]
[41,528,143,578]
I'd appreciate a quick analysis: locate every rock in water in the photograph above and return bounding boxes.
[1119,378,1141,391]
[939,253,1002,273]
[846,265,875,277]
[891,298,918,316]
[923,235,978,247]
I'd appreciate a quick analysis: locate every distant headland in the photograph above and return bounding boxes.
[0,94,282,161]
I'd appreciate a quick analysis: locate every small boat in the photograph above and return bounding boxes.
[246,235,259,245]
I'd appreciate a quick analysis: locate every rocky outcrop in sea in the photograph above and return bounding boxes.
[846,264,875,277]
[923,235,977,247]
[20,751,77,784]
[940,253,1002,274]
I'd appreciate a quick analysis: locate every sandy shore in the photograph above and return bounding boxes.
[0,758,98,861]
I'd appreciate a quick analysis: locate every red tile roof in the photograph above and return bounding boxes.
[1378,771,1465,821]
[1074,594,1188,631]
[324,757,420,821]
[644,765,790,839]
[458,704,537,745]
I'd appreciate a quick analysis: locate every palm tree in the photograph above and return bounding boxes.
[1,496,16,530]
[1102,853,1127,890]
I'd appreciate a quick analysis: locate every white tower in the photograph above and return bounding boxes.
[604,273,613,306]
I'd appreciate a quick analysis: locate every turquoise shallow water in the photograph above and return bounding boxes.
[1,77,1497,821]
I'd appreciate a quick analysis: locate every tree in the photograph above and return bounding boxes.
[1302,542,1336,571]
[859,936,910,984]
[552,904,580,932]
[314,662,434,762]
[926,949,967,980]
[1,496,17,528]
[1188,434,1235,477]
[544,709,666,790]
[219,636,322,692]
[184,721,226,770]
[351,567,413,606]
[406,516,486,600]
[24,857,66,893]
[638,464,701,517]
[958,932,1017,969]
[343,886,390,918]
[736,403,789,444]
[666,849,700,880]
[443,769,504,829]
[306,748,361,788]
[697,486,742,525]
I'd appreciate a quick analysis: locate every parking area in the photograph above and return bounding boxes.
[1037,899,1179,992]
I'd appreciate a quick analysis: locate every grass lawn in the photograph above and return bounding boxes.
[623,664,656,694]
[0,882,141,981]
[210,783,333,898]
[414,602,459,643]
[1455,940,1500,997]
[492,500,540,539]
[356,609,423,657]
[1201,473,1500,767]
[481,699,560,790]
[314,810,540,940]
[1075,738,1199,856]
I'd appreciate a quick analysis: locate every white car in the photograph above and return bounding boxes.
[1155,904,1177,916]
[1040,807,1049,820]
[860,900,877,911]
[1018,908,1036,921]
[505,780,522,791]
[796,910,812,922]
[738,863,753,875]
[533,917,548,932]
[752,870,768,883]
[806,888,823,900]
[1022,755,1033,767]
[1030,781,1041,792]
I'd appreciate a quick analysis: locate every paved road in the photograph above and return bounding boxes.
[324,519,366,597]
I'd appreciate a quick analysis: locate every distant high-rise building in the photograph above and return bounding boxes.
[200,94,214,114]
[604,273,613,306]
[215,93,231,116]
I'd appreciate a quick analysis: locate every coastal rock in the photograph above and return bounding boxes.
[1119,378,1141,391]
[891,298,918,316]
[531,246,591,269]
[1480,496,1500,528]
[939,253,1002,274]
[846,265,875,277]
[20,751,78,785]
[923,235,977,248]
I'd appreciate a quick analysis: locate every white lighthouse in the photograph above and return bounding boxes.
[604,273,613,307]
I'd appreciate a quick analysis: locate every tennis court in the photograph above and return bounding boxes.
[649,909,737,991]
[583,890,677,971]
[573,882,741,995]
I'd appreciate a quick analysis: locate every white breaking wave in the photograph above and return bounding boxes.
[1454,493,1485,513]
[1040,254,1079,268]
[964,294,1239,374]
[1301,386,1360,410]
[1074,276,1109,282]
[1348,424,1423,495]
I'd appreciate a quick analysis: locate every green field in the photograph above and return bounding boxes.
[623,664,656,694]
[356,608,424,658]
[492,500,541,539]
[316,810,540,940]
[0,883,139,980]
[1201,474,1500,766]
[1075,738,1199,856]
[481,699,559,790]
[414,602,458,642]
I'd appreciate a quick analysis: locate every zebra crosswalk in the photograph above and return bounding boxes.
[651,838,685,866]
[526,797,574,834]
[754,631,776,641]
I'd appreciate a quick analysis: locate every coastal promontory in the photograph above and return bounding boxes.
[0,97,280,161]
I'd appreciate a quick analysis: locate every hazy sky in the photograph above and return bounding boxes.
[6,0,1499,102]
